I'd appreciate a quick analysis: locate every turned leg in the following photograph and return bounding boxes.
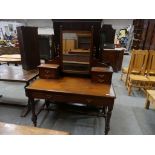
[128,85,132,96]
[145,99,150,109]
[45,99,50,109]
[145,93,150,109]
[105,105,113,135]
[21,98,31,117]
[21,81,31,117]
[30,98,37,127]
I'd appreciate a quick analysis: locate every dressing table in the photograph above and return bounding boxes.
[25,20,116,135]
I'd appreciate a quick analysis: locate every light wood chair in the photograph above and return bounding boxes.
[121,50,146,81]
[146,50,155,88]
[126,50,149,95]
[145,90,155,109]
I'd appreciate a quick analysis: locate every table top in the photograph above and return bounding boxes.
[0,65,38,82]
[0,54,21,59]
[104,47,126,51]
[0,122,69,135]
[27,77,116,98]
[147,90,155,97]
[38,64,60,69]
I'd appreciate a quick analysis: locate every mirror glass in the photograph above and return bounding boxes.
[62,31,91,74]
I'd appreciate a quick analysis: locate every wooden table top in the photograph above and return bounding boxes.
[27,77,116,98]
[0,54,21,59]
[0,122,69,135]
[147,90,155,98]
[38,64,60,69]
[0,65,38,82]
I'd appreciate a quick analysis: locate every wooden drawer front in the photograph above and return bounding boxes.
[39,68,59,79]
[91,73,112,84]
[27,90,113,106]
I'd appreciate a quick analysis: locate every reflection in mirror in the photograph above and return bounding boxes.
[62,31,91,74]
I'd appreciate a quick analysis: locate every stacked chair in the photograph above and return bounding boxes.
[121,50,155,96]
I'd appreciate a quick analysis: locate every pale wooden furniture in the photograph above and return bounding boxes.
[121,50,148,81]
[146,50,155,88]
[0,54,21,65]
[126,50,149,95]
[26,77,116,135]
[0,65,38,117]
[145,90,155,109]
[0,122,69,135]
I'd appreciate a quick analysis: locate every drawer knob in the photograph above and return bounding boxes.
[45,70,50,74]
[97,78,105,83]
[45,94,52,99]
[86,98,92,103]
[97,74,105,78]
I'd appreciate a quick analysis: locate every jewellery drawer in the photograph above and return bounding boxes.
[91,67,113,84]
[38,64,60,79]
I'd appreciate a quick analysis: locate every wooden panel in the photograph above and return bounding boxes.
[144,21,155,50]
[0,122,69,135]
[65,39,75,52]
[102,49,124,72]
[17,26,40,70]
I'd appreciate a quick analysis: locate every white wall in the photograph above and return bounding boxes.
[102,19,133,33]
[26,19,54,35]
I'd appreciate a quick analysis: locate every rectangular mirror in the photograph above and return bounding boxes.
[62,31,92,74]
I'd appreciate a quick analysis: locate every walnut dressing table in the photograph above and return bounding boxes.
[25,20,116,135]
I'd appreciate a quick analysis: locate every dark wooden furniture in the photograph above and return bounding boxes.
[25,19,116,135]
[17,26,40,70]
[0,122,69,135]
[132,19,155,50]
[38,35,52,60]
[102,48,124,72]
[100,24,116,49]
[26,77,116,135]
[91,66,113,84]
[0,47,20,55]
[38,64,60,79]
[0,65,38,117]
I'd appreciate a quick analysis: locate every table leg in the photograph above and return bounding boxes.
[105,105,113,135]
[20,98,31,117]
[145,98,150,109]
[30,98,37,127]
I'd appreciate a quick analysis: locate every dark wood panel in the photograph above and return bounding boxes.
[102,49,124,72]
[17,26,40,70]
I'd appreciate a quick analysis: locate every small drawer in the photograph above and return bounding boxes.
[38,64,60,79]
[91,67,113,84]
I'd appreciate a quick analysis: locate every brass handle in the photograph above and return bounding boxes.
[45,70,50,74]
[97,74,105,78]
[86,98,93,103]
[98,78,105,83]
[45,94,52,99]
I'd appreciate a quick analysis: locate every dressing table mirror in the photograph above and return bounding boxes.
[62,30,92,74]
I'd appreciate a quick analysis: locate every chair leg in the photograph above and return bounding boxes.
[128,85,132,96]
[120,73,123,81]
[145,99,150,109]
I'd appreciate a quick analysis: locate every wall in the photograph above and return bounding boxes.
[102,19,133,33]
[26,19,54,35]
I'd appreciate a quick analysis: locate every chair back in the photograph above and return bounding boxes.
[147,50,155,75]
[128,50,148,75]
